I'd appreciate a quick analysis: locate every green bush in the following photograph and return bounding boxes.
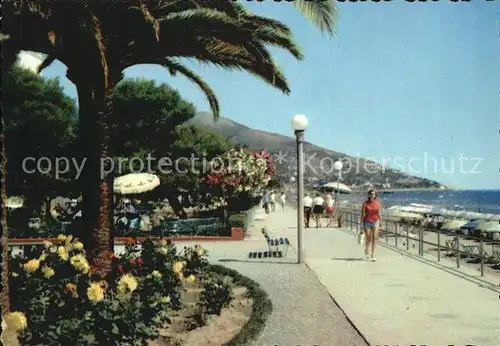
[8,236,194,345]
[208,265,273,346]
[199,280,233,316]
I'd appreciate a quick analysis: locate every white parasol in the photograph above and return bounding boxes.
[316,182,352,194]
[389,211,424,220]
[440,219,468,231]
[114,173,160,195]
[6,196,24,209]
[476,220,500,233]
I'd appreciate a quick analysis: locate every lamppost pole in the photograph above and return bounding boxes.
[336,171,340,207]
[295,130,305,264]
[333,160,343,226]
[291,114,308,264]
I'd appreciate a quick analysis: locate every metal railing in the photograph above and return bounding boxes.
[343,211,500,277]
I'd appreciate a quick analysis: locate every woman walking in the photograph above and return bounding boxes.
[324,193,335,227]
[312,193,325,228]
[360,189,381,261]
[279,192,286,212]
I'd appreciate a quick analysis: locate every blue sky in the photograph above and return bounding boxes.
[39,1,499,190]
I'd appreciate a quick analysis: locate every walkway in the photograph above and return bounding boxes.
[177,208,368,346]
[179,207,500,345]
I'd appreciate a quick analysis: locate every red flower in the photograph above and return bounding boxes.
[125,238,136,245]
[118,265,125,275]
[137,258,144,265]
[130,258,137,266]
[254,149,269,159]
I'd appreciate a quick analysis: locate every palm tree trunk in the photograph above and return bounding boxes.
[76,83,114,275]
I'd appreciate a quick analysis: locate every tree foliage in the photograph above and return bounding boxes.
[3,67,77,211]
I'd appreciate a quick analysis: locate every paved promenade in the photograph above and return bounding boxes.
[177,207,368,346]
[169,206,500,345]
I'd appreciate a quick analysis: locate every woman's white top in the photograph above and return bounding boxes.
[313,197,324,206]
[325,198,334,208]
[280,194,286,204]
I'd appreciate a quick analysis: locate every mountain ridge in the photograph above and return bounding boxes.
[189,112,444,190]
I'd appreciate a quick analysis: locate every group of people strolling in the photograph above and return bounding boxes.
[262,187,382,262]
[262,190,286,214]
[303,192,336,228]
[302,189,382,262]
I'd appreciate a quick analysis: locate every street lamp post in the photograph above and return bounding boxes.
[333,160,343,211]
[291,114,308,264]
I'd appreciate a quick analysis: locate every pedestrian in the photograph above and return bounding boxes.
[279,192,286,212]
[262,190,270,214]
[312,193,325,228]
[304,193,313,228]
[360,189,381,261]
[269,190,276,212]
[324,193,335,227]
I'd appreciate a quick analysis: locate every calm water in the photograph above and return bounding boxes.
[343,190,500,215]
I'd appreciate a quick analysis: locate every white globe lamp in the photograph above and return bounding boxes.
[291,114,308,132]
[333,160,343,171]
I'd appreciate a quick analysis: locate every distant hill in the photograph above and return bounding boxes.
[189,112,444,190]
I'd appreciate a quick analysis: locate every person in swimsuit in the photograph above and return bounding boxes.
[324,193,335,227]
[360,189,381,261]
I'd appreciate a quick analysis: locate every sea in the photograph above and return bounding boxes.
[342,190,500,216]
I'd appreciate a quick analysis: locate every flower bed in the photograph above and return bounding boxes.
[2,236,258,345]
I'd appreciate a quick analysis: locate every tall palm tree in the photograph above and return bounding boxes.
[1,1,337,285]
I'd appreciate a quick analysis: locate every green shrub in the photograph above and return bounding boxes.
[8,236,194,345]
[208,265,273,346]
[199,280,233,316]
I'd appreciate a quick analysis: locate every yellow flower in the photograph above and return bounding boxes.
[41,266,55,279]
[173,261,184,273]
[117,274,138,294]
[56,234,66,241]
[43,240,52,248]
[151,270,162,279]
[155,247,168,255]
[186,275,196,283]
[58,246,69,261]
[64,235,74,252]
[160,296,171,304]
[73,241,84,250]
[38,253,47,261]
[70,254,90,274]
[1,328,21,346]
[2,312,28,331]
[195,245,205,257]
[87,282,105,303]
[23,259,40,273]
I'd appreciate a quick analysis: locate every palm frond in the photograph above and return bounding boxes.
[129,4,161,41]
[252,27,303,59]
[293,0,338,36]
[161,58,220,120]
[159,8,252,42]
[194,39,290,93]
[37,55,56,74]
